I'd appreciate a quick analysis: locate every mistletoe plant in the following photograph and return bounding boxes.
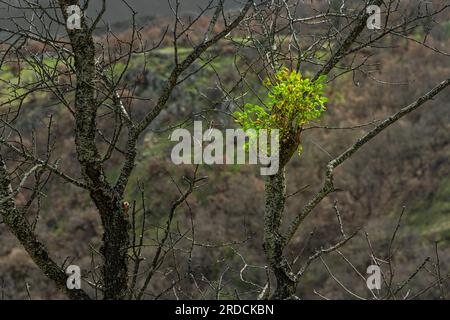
[234,67,328,167]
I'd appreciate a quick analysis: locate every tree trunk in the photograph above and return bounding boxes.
[59,1,130,299]
[95,194,130,299]
[263,168,297,299]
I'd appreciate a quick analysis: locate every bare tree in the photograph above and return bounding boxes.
[227,0,450,299]
[0,0,253,299]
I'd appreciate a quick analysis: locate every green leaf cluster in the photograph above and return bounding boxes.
[234,67,328,141]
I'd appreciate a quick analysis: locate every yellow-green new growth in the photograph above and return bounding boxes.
[234,67,328,155]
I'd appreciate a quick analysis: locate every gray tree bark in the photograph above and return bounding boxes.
[59,0,130,299]
[0,156,90,299]
[263,169,297,299]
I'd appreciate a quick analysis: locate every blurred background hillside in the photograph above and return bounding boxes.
[0,0,449,299]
